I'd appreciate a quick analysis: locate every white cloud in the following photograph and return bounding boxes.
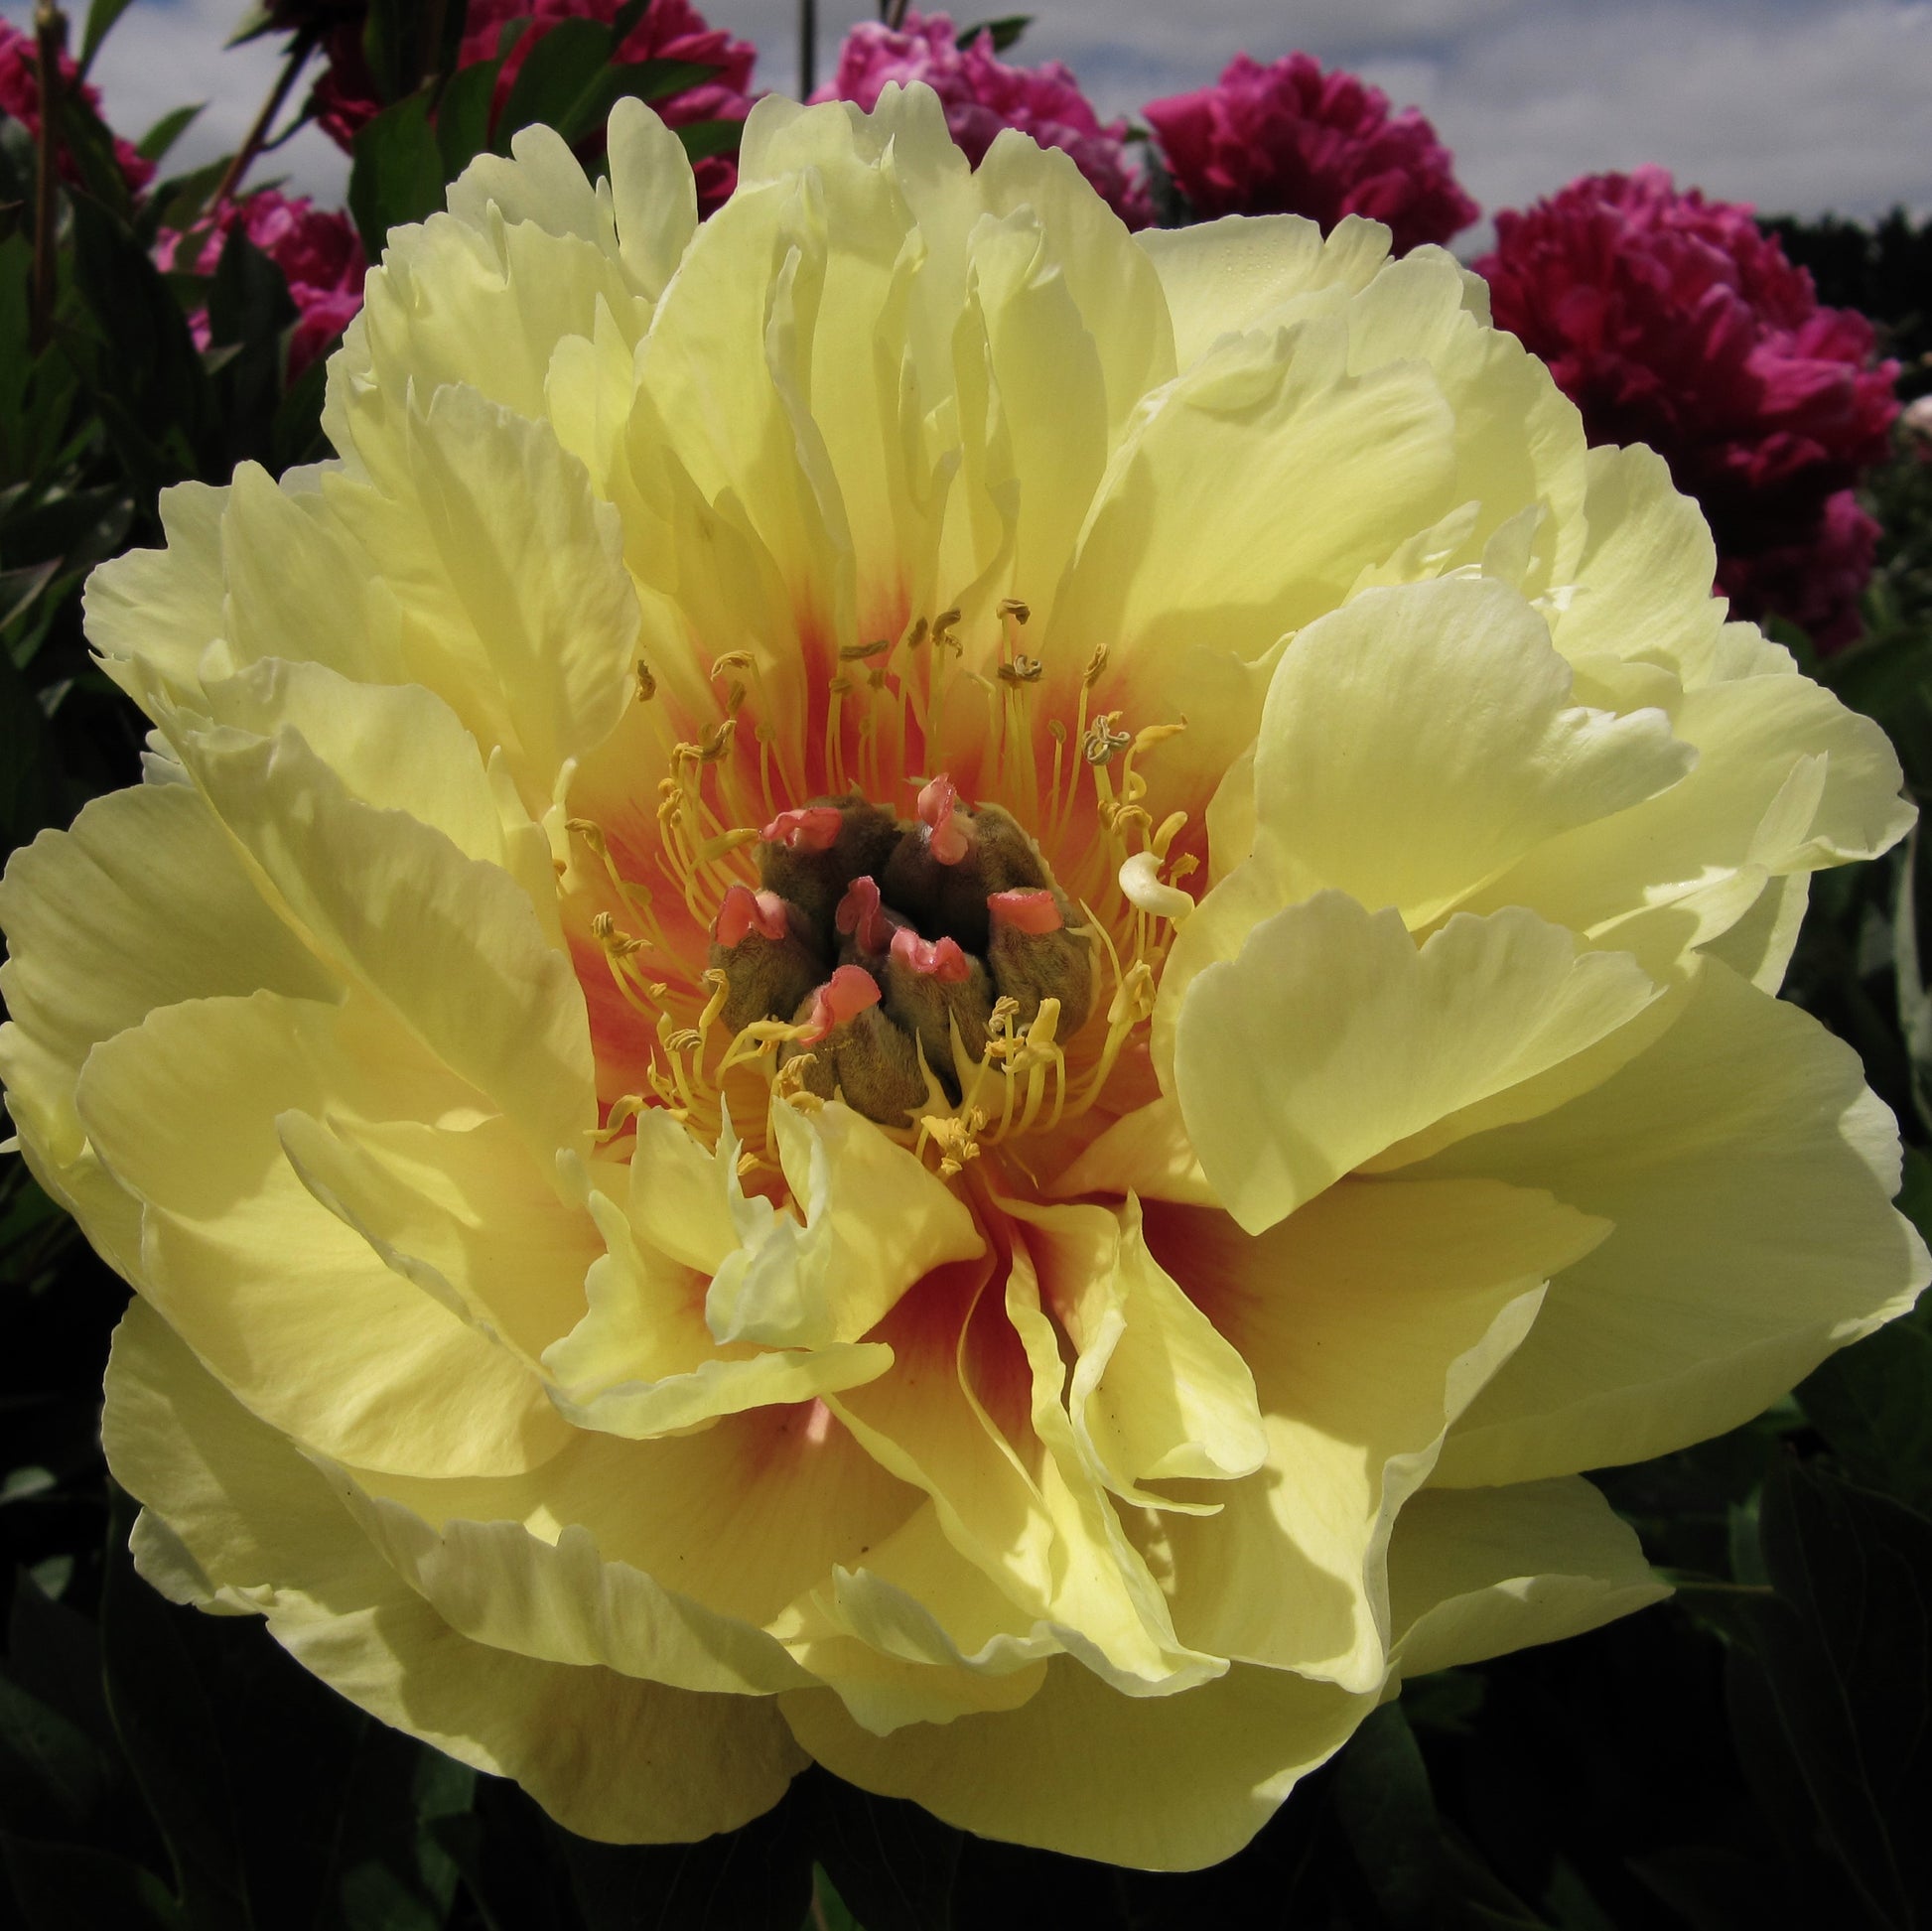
[6,0,1928,229]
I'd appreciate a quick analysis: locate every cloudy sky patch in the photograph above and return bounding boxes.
[8,0,1928,233]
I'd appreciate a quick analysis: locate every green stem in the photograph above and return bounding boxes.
[29,3,65,357]
[208,33,312,214]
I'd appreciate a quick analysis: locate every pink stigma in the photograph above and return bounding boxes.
[915,773,972,866]
[800,963,882,1042]
[892,926,971,983]
[989,889,1063,935]
[712,885,790,946]
[835,875,892,953]
[762,805,843,852]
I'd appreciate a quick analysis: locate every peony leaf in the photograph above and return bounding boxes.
[1746,1455,1932,1928]
[348,92,447,261]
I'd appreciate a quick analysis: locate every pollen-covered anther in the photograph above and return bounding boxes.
[997,655,1043,685]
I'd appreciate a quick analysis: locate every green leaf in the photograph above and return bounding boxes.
[494,18,615,150]
[0,1836,185,1931]
[672,117,744,164]
[1746,1455,1932,1928]
[555,59,726,148]
[802,1775,961,1931]
[810,1865,865,1931]
[435,57,503,180]
[954,14,1032,52]
[100,1493,250,1926]
[1798,1301,1932,1517]
[134,104,204,166]
[0,1669,115,1838]
[77,0,139,78]
[348,90,447,260]
[0,640,64,858]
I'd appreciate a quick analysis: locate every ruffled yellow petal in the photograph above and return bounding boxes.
[1388,1477,1669,1679]
[79,991,569,1475]
[1246,576,1694,928]
[103,1301,806,1843]
[1430,959,1930,1482]
[0,781,337,1263]
[1139,1176,1604,1691]
[1173,892,1658,1234]
[782,1658,1371,1870]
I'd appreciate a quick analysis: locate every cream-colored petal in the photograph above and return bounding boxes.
[1141,1177,1604,1690]
[80,482,227,696]
[1046,1094,1219,1206]
[1138,213,1388,369]
[705,1100,985,1349]
[1005,1193,1265,1500]
[1428,959,1930,1483]
[158,708,595,1165]
[1173,893,1659,1234]
[1249,576,1693,927]
[0,780,338,1264]
[326,383,639,806]
[103,1301,805,1844]
[1388,1478,1669,1679]
[1048,318,1457,673]
[277,1109,599,1367]
[827,1253,1216,1696]
[78,991,570,1475]
[1471,656,1912,946]
[783,1659,1372,1871]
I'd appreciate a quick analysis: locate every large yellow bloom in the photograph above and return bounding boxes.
[2,86,1924,1868]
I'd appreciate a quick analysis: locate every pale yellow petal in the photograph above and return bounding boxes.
[1388,1478,1669,1679]
[78,991,570,1475]
[1173,893,1659,1234]
[705,1099,985,1349]
[783,1659,1372,1870]
[1140,1177,1604,1690]
[1429,959,1930,1482]
[1249,576,1693,927]
[103,1301,805,1844]
[80,482,226,696]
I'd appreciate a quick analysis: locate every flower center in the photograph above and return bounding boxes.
[567,603,1201,1179]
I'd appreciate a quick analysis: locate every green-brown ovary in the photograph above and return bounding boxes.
[707,781,1096,1125]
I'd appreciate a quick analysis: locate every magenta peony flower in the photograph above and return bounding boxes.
[0,18,154,192]
[815,9,1151,228]
[1478,168,1900,650]
[1143,52,1476,253]
[158,191,366,379]
[311,0,756,213]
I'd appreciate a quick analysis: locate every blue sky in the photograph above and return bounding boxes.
[11,0,1932,241]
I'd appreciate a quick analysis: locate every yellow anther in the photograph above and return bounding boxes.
[666,1027,703,1054]
[827,675,854,696]
[594,1095,647,1144]
[634,659,656,701]
[774,1052,825,1110]
[710,650,754,678]
[591,911,642,958]
[1046,718,1067,743]
[904,616,930,649]
[999,597,1031,624]
[931,608,963,653]
[567,817,610,858]
[1083,642,1110,687]
[1152,810,1189,860]
[839,637,892,661]
[698,826,761,863]
[736,1150,764,1177]
[698,719,736,762]
[1131,721,1188,757]
[997,654,1043,684]
[725,682,747,719]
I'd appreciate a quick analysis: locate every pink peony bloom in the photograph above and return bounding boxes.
[815,10,1152,229]
[1478,168,1899,650]
[1143,52,1476,253]
[0,18,154,192]
[311,0,756,214]
[158,191,366,379]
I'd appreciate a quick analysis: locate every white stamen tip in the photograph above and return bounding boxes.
[1119,851,1194,924]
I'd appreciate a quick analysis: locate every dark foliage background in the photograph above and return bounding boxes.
[4,2,1932,1923]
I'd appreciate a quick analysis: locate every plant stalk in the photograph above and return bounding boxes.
[208,33,313,214]
[29,2,65,357]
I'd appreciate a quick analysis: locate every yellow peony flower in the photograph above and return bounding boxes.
[2,85,1925,1869]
